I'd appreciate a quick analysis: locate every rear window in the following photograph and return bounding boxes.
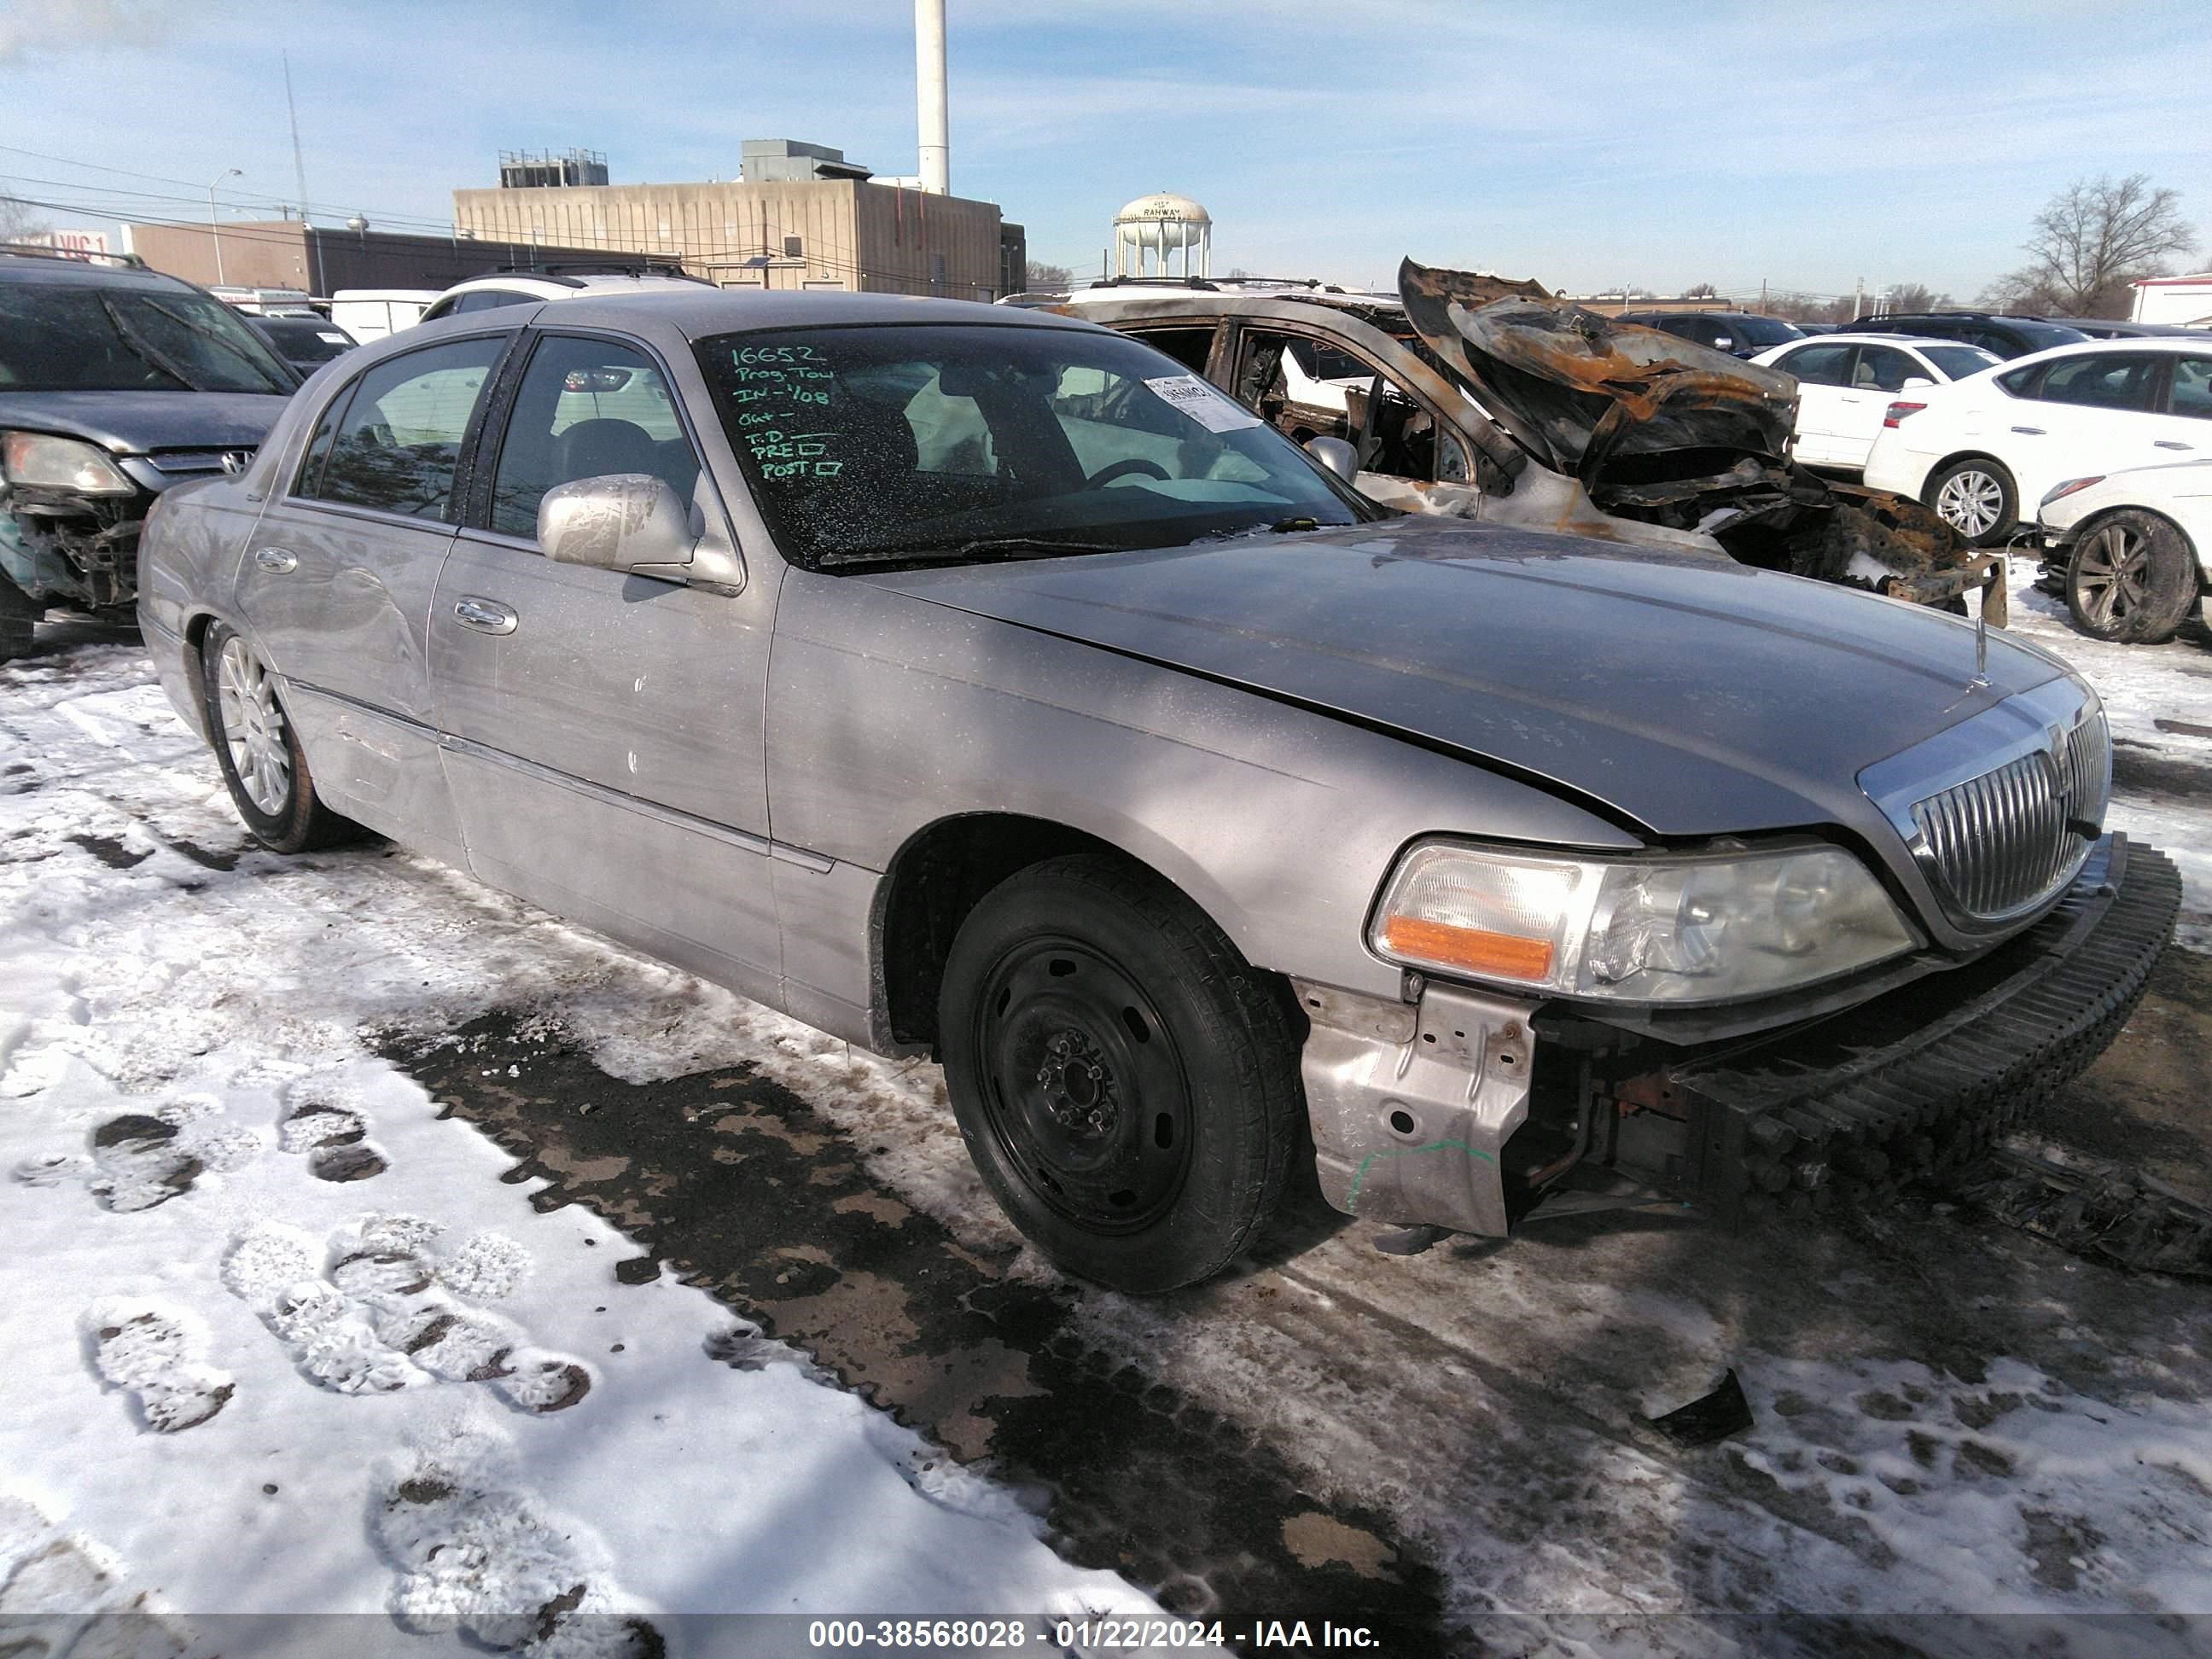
[0,282,297,393]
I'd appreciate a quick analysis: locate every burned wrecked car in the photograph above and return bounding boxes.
[0,247,299,660]
[142,289,2171,1293]
[1070,260,2001,618]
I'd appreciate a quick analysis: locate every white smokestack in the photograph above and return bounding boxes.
[916,0,949,195]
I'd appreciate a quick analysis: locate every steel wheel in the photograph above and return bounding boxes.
[2070,520,2151,634]
[970,934,1195,1236]
[939,853,1303,1292]
[215,636,291,816]
[1934,468,2005,538]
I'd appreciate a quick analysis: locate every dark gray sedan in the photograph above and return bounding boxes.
[138,289,2177,1291]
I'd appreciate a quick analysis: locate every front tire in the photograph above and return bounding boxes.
[2065,510,2199,644]
[939,855,1303,1293]
[200,623,358,853]
[0,573,39,664]
[1925,457,2017,546]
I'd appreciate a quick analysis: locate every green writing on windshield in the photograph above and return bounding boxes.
[731,344,846,477]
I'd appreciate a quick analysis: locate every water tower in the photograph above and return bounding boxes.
[1113,193,1212,278]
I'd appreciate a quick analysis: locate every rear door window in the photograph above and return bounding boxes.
[2033,352,2158,412]
[2166,358,2212,420]
[307,335,509,520]
[1854,346,1918,393]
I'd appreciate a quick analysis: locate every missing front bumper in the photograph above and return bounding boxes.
[1293,835,2179,1240]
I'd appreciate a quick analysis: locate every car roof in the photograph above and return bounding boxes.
[0,250,198,292]
[405,287,1103,341]
[1773,332,1983,349]
[439,270,705,298]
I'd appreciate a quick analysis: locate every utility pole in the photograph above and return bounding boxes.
[1759,277,1767,315]
[1854,276,1865,321]
[207,167,241,285]
[283,53,311,226]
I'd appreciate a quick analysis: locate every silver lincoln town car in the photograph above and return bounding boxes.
[139,288,2179,1292]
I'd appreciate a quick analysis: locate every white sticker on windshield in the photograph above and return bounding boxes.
[1144,375,1264,434]
[316,332,349,345]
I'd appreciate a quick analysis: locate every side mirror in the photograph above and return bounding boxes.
[1304,435,1359,483]
[1901,375,1936,391]
[539,474,698,574]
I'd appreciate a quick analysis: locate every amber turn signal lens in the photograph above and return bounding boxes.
[1379,917,1555,982]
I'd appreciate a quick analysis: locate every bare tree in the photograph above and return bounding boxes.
[1683,282,1719,299]
[0,190,48,244]
[1984,174,2197,317]
[1023,259,1073,290]
[1882,282,1951,315]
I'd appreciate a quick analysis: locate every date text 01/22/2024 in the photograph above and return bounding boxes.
[804,1618,1384,1649]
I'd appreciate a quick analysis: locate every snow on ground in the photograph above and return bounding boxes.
[0,646,1167,1653]
[4,571,2211,1650]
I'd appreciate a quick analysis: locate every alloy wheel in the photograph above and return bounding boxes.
[1935,469,2004,538]
[216,636,291,816]
[2070,521,2151,633]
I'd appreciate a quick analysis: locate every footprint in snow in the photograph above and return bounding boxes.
[375,1450,657,1656]
[223,1214,591,1412]
[278,1072,390,1183]
[13,1092,263,1212]
[81,1299,235,1433]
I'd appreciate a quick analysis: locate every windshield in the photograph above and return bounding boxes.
[0,283,299,393]
[696,323,1369,570]
[1921,344,2000,381]
[1730,316,1803,348]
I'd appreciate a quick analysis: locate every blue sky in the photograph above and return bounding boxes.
[3,0,2207,303]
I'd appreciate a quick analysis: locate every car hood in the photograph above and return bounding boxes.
[864,515,2065,838]
[0,391,291,456]
[1395,260,1800,484]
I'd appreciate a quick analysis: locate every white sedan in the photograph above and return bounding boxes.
[2036,457,2212,643]
[1861,337,2212,545]
[1750,333,1998,472]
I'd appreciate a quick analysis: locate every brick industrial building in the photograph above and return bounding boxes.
[122,218,621,295]
[450,141,1026,301]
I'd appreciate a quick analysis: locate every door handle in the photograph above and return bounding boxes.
[451,597,518,635]
[2010,426,2045,435]
[2155,440,2193,451]
[253,546,299,573]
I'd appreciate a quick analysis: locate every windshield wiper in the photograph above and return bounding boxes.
[136,297,294,390]
[96,296,197,390]
[825,535,1118,568]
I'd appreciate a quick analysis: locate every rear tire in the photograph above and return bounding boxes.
[939,854,1303,1293]
[200,623,358,853]
[1925,457,2017,546]
[2065,510,2199,644]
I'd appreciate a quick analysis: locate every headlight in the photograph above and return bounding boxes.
[1370,840,1918,1005]
[1,432,136,496]
[2040,475,2104,510]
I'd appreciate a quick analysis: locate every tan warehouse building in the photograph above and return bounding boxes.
[451,142,1025,301]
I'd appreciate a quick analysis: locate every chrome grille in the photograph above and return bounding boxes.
[1909,705,2109,922]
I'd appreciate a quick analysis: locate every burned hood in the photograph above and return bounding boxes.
[0,391,291,458]
[1396,259,1798,484]
[864,515,2064,840]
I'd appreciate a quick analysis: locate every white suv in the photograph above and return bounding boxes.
[418,266,710,324]
[1861,338,2212,545]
